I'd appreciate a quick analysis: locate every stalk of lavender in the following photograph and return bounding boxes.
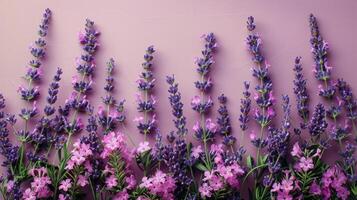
[30,68,62,160]
[309,14,335,99]
[15,8,51,171]
[293,57,309,129]
[308,103,328,146]
[98,58,125,135]
[238,81,251,144]
[309,14,347,149]
[337,79,357,138]
[58,19,100,149]
[164,75,196,197]
[166,75,188,138]
[261,95,291,198]
[0,95,19,175]
[217,94,236,150]
[245,16,275,160]
[191,33,217,170]
[135,46,156,141]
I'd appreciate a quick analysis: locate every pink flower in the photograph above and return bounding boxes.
[191,95,201,106]
[59,179,72,192]
[6,180,14,192]
[77,175,88,187]
[271,183,281,192]
[191,145,203,159]
[281,179,294,193]
[199,183,212,198]
[23,188,36,200]
[298,157,314,172]
[106,175,118,189]
[309,181,321,195]
[291,142,302,157]
[277,191,293,200]
[125,175,136,189]
[205,118,217,133]
[113,190,129,200]
[193,121,200,132]
[137,141,151,154]
[59,194,68,200]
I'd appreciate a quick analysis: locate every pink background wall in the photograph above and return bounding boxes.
[0,0,356,175]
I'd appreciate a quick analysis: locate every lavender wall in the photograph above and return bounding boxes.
[0,0,356,173]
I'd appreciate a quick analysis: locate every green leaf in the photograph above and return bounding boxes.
[195,163,208,171]
[247,155,253,169]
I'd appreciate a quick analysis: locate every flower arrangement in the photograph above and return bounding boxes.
[0,8,356,200]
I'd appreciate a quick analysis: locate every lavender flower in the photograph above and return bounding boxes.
[59,19,100,146]
[217,94,236,147]
[166,75,187,138]
[337,79,357,136]
[293,57,309,125]
[239,81,251,134]
[192,33,217,142]
[135,46,157,137]
[246,16,275,151]
[309,103,328,141]
[19,8,51,102]
[98,58,126,134]
[309,14,335,99]
[267,95,291,172]
[30,68,63,151]
[0,95,19,169]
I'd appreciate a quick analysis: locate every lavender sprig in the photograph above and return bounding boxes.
[98,58,126,134]
[0,95,19,170]
[239,81,251,143]
[30,68,62,154]
[191,33,217,170]
[135,46,156,140]
[245,16,275,154]
[59,19,100,147]
[337,79,357,137]
[308,103,328,146]
[293,57,309,127]
[17,9,52,145]
[309,14,335,99]
[217,94,236,148]
[166,75,187,138]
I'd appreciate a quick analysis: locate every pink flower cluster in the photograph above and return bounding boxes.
[291,142,321,172]
[199,144,245,198]
[101,131,133,161]
[271,170,301,200]
[193,118,217,133]
[65,141,92,170]
[310,165,350,200]
[140,170,176,200]
[23,167,52,200]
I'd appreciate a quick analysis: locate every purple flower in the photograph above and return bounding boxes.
[57,19,100,148]
[267,95,291,172]
[166,75,187,137]
[239,81,251,132]
[216,94,236,146]
[309,14,335,96]
[20,9,52,102]
[337,79,357,136]
[308,103,328,140]
[135,46,157,137]
[246,16,275,151]
[192,33,217,146]
[0,95,19,168]
[293,57,309,124]
[98,58,126,134]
